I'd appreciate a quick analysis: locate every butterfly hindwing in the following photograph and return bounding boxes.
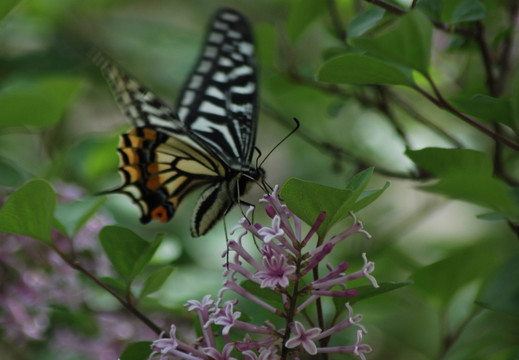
[96,8,261,236]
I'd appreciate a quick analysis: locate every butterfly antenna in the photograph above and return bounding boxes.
[258,117,300,168]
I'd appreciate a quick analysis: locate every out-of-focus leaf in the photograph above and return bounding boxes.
[406,148,519,218]
[120,341,153,360]
[240,280,283,305]
[478,253,519,314]
[347,7,386,38]
[0,179,55,243]
[99,226,164,285]
[0,157,24,186]
[100,276,127,296]
[416,0,442,19]
[55,197,106,237]
[448,0,486,24]
[424,174,519,219]
[140,265,175,299]
[255,23,276,66]
[0,76,84,129]
[350,10,432,73]
[406,148,493,177]
[411,243,498,305]
[0,0,21,20]
[316,53,415,86]
[68,135,120,185]
[450,95,512,127]
[286,0,326,43]
[348,281,413,305]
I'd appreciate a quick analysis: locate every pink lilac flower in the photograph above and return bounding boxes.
[149,185,376,359]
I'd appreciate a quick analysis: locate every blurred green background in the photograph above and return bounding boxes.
[1,0,518,359]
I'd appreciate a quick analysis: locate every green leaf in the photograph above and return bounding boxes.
[350,10,432,73]
[416,0,442,19]
[424,174,519,219]
[406,147,519,217]
[351,181,391,213]
[100,276,127,296]
[241,280,283,304]
[478,253,519,314]
[450,95,512,127]
[120,341,153,360]
[0,179,56,243]
[348,281,413,305]
[316,53,415,86]
[347,7,386,38]
[411,243,498,305]
[0,76,84,129]
[0,0,21,20]
[140,265,174,299]
[0,157,24,186]
[54,197,106,237]
[448,0,486,24]
[406,148,493,177]
[99,226,163,284]
[130,233,164,281]
[286,0,326,42]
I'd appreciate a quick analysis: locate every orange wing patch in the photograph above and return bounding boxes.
[112,126,225,225]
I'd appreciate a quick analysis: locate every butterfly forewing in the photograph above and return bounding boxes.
[175,9,258,167]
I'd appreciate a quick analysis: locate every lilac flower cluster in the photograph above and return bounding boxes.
[151,186,377,359]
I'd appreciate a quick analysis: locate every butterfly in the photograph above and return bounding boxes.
[94,8,264,237]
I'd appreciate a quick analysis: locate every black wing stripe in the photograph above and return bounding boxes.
[174,9,257,165]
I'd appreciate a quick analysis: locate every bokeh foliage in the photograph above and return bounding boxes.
[1,0,519,359]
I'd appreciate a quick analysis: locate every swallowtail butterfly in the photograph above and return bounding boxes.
[95,8,263,237]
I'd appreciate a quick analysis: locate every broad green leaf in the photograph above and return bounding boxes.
[450,95,512,127]
[478,253,519,314]
[99,226,163,284]
[416,0,442,19]
[241,280,283,305]
[0,76,84,129]
[406,148,493,177]
[411,243,497,305]
[54,197,106,237]
[348,281,412,305]
[130,233,164,281]
[316,53,415,86]
[0,0,20,20]
[286,0,326,42]
[447,0,486,24]
[350,10,432,73]
[423,174,519,219]
[140,265,175,299]
[281,178,353,236]
[347,7,386,38]
[0,157,24,186]
[351,181,390,213]
[255,23,276,66]
[120,341,153,360]
[100,276,127,296]
[0,179,56,243]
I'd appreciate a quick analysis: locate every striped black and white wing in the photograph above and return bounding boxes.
[175,8,258,169]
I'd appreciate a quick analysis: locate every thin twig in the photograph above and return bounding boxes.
[52,244,163,335]
[414,77,519,152]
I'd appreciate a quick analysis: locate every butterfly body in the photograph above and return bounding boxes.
[95,8,262,236]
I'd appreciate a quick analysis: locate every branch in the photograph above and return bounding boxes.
[52,242,163,336]
[413,76,519,152]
